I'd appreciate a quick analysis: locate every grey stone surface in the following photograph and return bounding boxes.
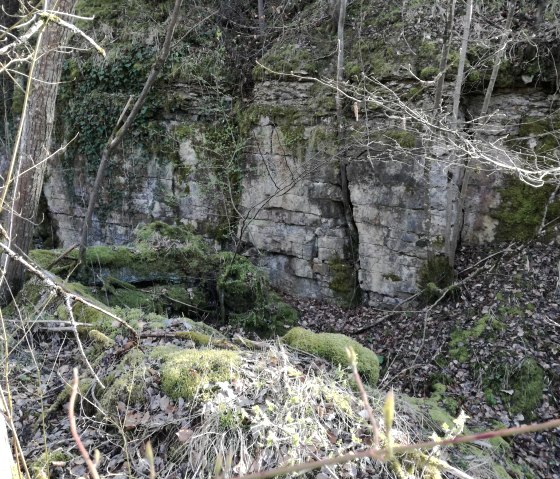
[41,75,559,306]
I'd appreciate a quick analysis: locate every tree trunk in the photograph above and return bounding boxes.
[257,0,265,33]
[1,0,76,303]
[444,0,473,267]
[535,0,546,25]
[334,0,359,304]
[445,0,513,268]
[433,0,456,113]
[0,0,20,182]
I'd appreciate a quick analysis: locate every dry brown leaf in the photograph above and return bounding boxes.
[176,428,194,443]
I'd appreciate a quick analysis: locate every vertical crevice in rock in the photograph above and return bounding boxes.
[338,155,361,304]
[334,0,360,304]
[339,158,359,249]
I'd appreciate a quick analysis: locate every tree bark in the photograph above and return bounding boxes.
[444,0,473,267]
[433,0,456,114]
[535,0,547,25]
[0,0,20,182]
[446,0,513,267]
[257,0,265,33]
[78,0,183,263]
[1,0,76,303]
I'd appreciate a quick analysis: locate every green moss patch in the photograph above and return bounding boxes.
[155,348,241,400]
[384,129,417,149]
[30,449,72,478]
[493,177,560,241]
[328,257,360,307]
[282,327,379,384]
[230,292,298,337]
[417,255,456,304]
[218,253,298,336]
[448,313,508,362]
[254,43,321,76]
[449,316,489,362]
[99,349,148,411]
[31,232,296,337]
[508,358,545,420]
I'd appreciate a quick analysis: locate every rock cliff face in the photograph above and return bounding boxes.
[40,0,560,305]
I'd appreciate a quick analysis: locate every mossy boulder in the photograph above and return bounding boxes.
[282,327,379,384]
[154,348,241,400]
[30,223,296,336]
[218,254,264,314]
[217,253,298,336]
[30,222,211,287]
[230,291,298,337]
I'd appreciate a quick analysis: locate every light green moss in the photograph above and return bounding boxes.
[349,38,398,79]
[30,449,71,479]
[406,394,457,437]
[175,331,212,346]
[282,327,379,384]
[466,69,481,83]
[254,43,320,77]
[88,329,115,349]
[508,358,544,420]
[156,348,240,400]
[384,129,417,149]
[184,318,224,338]
[493,177,560,241]
[493,464,514,479]
[328,257,359,307]
[58,299,116,335]
[99,349,147,411]
[420,66,440,80]
[449,315,490,361]
[417,256,456,304]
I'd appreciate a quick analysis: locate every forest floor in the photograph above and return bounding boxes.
[8,240,559,478]
[285,241,560,479]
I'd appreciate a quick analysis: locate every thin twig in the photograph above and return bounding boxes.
[64,296,105,388]
[45,243,78,270]
[69,368,100,479]
[348,349,380,449]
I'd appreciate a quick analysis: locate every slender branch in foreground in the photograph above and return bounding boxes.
[346,347,380,448]
[69,369,100,479]
[235,417,560,479]
[64,296,105,388]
